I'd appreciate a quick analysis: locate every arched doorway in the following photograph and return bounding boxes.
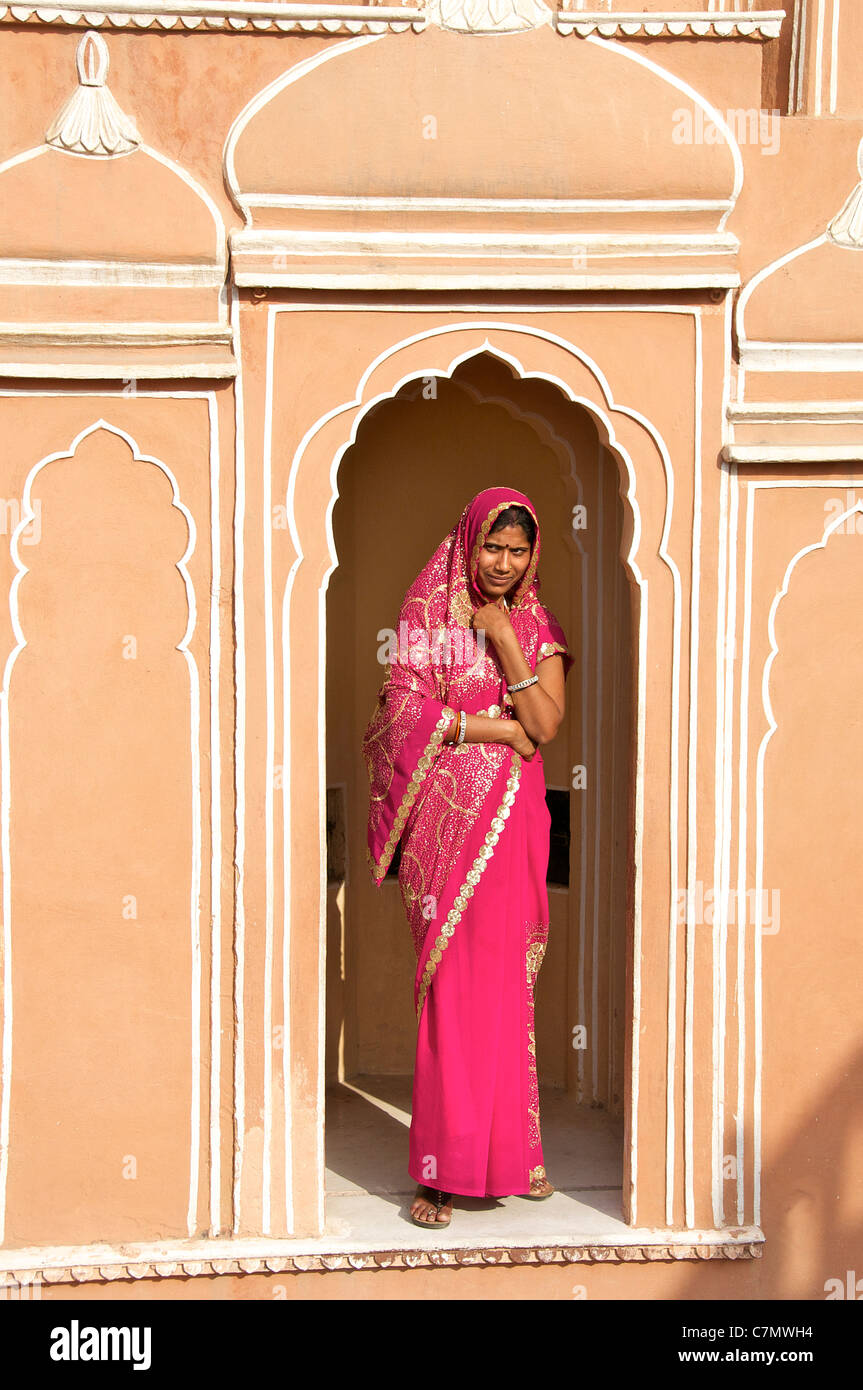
[323,351,634,1235]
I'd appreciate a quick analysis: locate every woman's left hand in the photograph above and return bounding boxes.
[471,600,512,642]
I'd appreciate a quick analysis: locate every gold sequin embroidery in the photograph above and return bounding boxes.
[368,707,456,883]
[415,749,523,1018]
[538,640,568,661]
[449,587,474,629]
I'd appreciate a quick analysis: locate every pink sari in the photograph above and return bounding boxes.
[362,487,572,1198]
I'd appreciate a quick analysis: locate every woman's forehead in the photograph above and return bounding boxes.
[485,523,532,545]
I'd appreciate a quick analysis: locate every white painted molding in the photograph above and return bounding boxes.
[0,322,233,342]
[725,399,863,462]
[232,230,739,255]
[739,342,863,372]
[0,357,237,378]
[556,9,785,40]
[722,443,863,462]
[45,30,140,156]
[0,2,785,37]
[229,227,740,289]
[231,268,740,289]
[0,1228,765,1286]
[728,400,863,423]
[0,260,225,287]
[239,194,735,215]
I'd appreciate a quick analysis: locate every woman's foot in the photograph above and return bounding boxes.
[410,1185,453,1227]
[529,1173,554,1198]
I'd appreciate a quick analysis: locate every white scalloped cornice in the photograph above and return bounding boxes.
[0,1233,764,1285]
[0,1,427,32]
[555,9,785,40]
[0,3,785,37]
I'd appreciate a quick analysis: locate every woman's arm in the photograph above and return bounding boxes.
[442,711,538,759]
[471,604,566,746]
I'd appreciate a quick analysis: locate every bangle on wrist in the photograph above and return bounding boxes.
[455,709,467,745]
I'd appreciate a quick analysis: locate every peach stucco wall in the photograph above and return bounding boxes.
[0,1,861,1299]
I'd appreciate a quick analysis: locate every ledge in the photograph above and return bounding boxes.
[725,399,863,462]
[0,1228,765,1284]
[0,3,784,38]
[0,0,426,31]
[555,9,785,40]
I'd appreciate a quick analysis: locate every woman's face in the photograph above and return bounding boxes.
[475,523,533,602]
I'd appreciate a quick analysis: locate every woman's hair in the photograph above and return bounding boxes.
[489,504,537,550]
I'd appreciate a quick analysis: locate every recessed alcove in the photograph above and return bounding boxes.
[323,350,635,1243]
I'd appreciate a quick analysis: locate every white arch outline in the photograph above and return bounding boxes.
[223,34,386,225]
[224,29,741,246]
[0,419,204,1244]
[0,143,228,319]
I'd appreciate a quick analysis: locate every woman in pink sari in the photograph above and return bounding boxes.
[362,487,572,1228]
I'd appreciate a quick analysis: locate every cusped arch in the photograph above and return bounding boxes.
[294,323,678,600]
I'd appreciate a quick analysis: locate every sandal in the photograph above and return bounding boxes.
[522,1170,555,1200]
[410,1185,453,1228]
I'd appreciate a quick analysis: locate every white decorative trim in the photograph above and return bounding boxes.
[0,324,232,342]
[232,231,738,258]
[556,9,785,39]
[0,3,786,35]
[0,359,237,379]
[0,261,225,287]
[0,1,426,32]
[240,194,735,215]
[723,444,863,463]
[229,286,247,1236]
[0,1228,765,1285]
[232,270,740,290]
[729,400,863,423]
[584,35,743,236]
[740,344,863,372]
[223,34,386,225]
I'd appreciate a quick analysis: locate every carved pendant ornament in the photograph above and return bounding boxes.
[424,0,551,34]
[827,139,863,250]
[45,30,140,157]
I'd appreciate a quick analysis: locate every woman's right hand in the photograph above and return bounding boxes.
[508,719,539,760]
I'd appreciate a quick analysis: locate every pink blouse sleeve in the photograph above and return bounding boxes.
[535,605,574,678]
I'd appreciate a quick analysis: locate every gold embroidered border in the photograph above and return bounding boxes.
[526,924,548,1156]
[469,500,540,611]
[415,749,523,1018]
[369,707,456,884]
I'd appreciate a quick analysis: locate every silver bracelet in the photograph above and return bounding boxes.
[507,674,539,693]
[455,709,467,745]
